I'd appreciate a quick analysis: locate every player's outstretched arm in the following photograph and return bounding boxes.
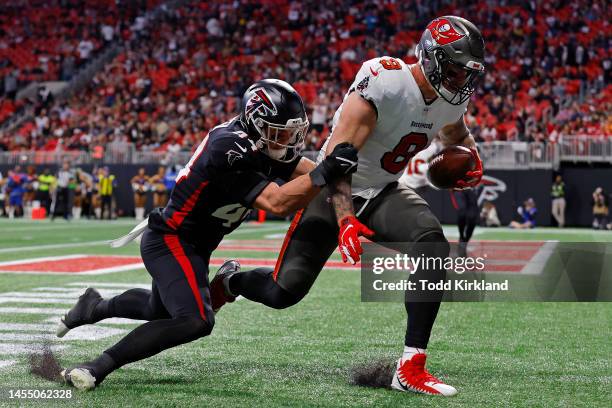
[325,92,377,264]
[438,116,483,188]
[253,143,358,217]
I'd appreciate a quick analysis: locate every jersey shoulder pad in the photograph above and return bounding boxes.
[351,57,408,115]
[207,128,258,172]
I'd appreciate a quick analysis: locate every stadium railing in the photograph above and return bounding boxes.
[0,138,610,168]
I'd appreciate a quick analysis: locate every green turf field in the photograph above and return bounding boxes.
[0,219,610,407]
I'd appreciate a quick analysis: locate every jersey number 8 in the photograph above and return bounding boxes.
[380,132,428,174]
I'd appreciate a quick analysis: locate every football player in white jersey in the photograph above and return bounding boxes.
[399,138,442,194]
[212,16,485,397]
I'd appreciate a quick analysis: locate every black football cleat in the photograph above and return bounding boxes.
[210,260,240,312]
[61,366,97,391]
[57,288,102,338]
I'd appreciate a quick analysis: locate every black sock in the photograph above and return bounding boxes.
[404,232,447,348]
[229,267,300,309]
[82,352,116,385]
[457,215,467,242]
[464,217,477,242]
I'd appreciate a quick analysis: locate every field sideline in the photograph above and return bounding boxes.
[0,218,610,407]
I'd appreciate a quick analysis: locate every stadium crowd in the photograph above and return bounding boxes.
[0,0,609,155]
[0,0,160,125]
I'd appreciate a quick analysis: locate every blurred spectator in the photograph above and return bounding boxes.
[0,170,4,217]
[73,168,93,220]
[6,165,26,218]
[480,200,501,227]
[591,187,609,230]
[36,168,56,215]
[510,198,537,229]
[150,166,168,208]
[131,167,151,220]
[2,0,610,153]
[23,166,37,218]
[98,166,117,220]
[551,174,566,227]
[52,161,74,220]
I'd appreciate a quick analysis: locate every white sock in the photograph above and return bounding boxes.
[402,346,426,361]
[94,208,101,219]
[135,207,145,220]
[72,207,82,220]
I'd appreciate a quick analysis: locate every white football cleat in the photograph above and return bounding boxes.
[61,367,97,391]
[391,353,457,396]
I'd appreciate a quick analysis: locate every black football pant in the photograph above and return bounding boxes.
[230,182,449,349]
[85,228,215,383]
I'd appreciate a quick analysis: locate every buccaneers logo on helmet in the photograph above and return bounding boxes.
[427,18,465,46]
[244,88,278,123]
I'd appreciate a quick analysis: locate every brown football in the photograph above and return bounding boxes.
[427,146,476,189]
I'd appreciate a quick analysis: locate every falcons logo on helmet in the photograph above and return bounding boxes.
[427,18,465,46]
[244,88,277,122]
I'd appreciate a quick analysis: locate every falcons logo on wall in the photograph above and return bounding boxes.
[244,88,278,122]
[477,175,507,206]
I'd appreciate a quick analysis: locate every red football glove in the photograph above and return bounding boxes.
[338,216,374,264]
[455,148,483,189]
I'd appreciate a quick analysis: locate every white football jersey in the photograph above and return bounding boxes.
[319,57,468,199]
[399,140,442,189]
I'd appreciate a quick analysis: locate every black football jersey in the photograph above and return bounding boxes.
[148,117,300,252]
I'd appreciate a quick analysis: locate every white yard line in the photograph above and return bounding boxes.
[0,323,56,332]
[0,360,16,369]
[0,297,75,305]
[0,326,126,342]
[1,290,125,299]
[0,254,85,267]
[0,343,66,355]
[0,240,108,254]
[44,316,145,325]
[67,282,149,289]
[521,241,559,275]
[0,307,66,315]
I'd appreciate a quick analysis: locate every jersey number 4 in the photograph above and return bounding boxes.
[212,203,250,227]
[380,132,428,174]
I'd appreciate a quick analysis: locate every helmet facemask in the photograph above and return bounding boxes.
[253,116,309,162]
[422,49,484,105]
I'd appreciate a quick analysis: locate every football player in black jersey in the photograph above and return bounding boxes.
[56,79,358,390]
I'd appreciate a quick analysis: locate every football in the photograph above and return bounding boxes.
[427,146,476,189]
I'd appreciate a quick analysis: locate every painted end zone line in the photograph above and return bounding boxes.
[0,254,360,274]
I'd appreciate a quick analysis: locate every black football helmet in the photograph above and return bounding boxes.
[415,16,485,105]
[239,79,309,162]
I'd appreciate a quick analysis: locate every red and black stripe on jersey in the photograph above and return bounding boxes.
[148,118,300,252]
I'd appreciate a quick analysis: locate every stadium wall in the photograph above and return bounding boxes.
[2,165,610,227]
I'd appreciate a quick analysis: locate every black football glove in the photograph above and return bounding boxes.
[310,142,358,187]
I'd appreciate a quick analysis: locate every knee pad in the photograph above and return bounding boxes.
[183,316,214,339]
[267,284,304,310]
[417,231,450,258]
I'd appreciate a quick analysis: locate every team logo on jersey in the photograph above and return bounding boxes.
[427,18,465,46]
[244,88,277,122]
[226,149,243,166]
[356,76,370,92]
[478,175,507,205]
